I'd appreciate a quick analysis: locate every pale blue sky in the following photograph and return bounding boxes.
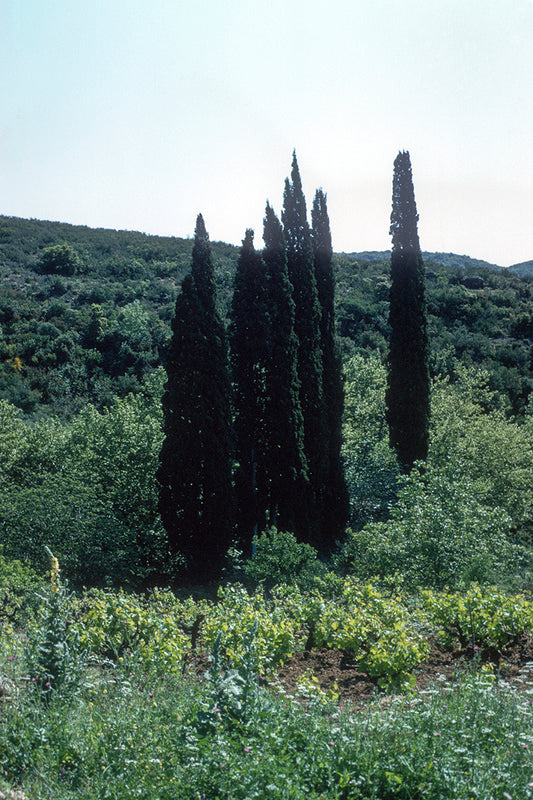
[1,0,532,265]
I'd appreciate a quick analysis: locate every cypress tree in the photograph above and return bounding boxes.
[386,151,430,471]
[157,214,234,580]
[282,152,328,545]
[262,203,309,536]
[311,189,350,540]
[229,229,270,548]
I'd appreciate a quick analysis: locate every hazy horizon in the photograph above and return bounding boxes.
[2,0,532,267]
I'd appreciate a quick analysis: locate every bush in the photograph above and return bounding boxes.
[37,244,79,276]
[342,354,400,527]
[242,529,327,591]
[0,547,43,627]
[336,465,518,589]
[422,584,533,650]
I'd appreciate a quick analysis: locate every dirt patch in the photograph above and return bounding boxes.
[266,636,533,703]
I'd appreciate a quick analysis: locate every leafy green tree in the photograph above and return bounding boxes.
[337,465,517,590]
[37,243,79,276]
[282,153,327,545]
[0,376,168,587]
[262,204,308,535]
[342,354,399,527]
[311,189,349,540]
[157,215,234,581]
[386,151,430,470]
[429,366,533,531]
[229,229,270,547]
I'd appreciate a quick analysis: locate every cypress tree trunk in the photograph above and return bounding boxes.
[229,229,270,551]
[311,189,350,542]
[282,153,328,545]
[157,215,234,581]
[262,203,309,536]
[386,151,430,471]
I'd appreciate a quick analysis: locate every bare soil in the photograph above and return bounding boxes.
[268,635,533,703]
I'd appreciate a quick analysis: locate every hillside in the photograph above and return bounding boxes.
[1,215,533,417]
[509,259,533,277]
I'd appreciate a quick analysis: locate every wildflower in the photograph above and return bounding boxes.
[434,732,440,737]
[328,741,334,747]
[7,656,15,661]
[50,556,60,592]
[244,747,250,753]
[214,707,220,713]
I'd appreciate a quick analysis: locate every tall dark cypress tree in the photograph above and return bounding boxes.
[262,203,309,536]
[282,152,328,545]
[386,151,430,471]
[311,189,350,540]
[229,229,270,548]
[157,214,234,580]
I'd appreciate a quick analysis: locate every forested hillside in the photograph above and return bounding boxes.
[1,214,532,417]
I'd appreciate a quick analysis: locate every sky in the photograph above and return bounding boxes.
[1,0,532,267]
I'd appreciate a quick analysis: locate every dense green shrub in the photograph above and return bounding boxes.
[342,353,400,527]
[336,466,518,589]
[242,529,327,590]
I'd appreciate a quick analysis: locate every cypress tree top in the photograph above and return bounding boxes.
[389,151,421,255]
[191,213,216,315]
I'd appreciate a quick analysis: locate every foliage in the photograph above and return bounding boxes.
[342,353,400,526]
[157,215,234,581]
[2,214,533,421]
[2,567,533,798]
[261,203,308,537]
[24,561,87,703]
[422,583,533,650]
[0,380,167,587]
[312,188,350,540]
[229,229,271,546]
[0,215,239,416]
[1,661,532,800]
[0,547,43,627]
[242,528,327,591]
[37,243,80,276]
[430,366,533,532]
[282,153,327,545]
[337,465,517,589]
[310,578,429,690]
[74,588,191,675]
[196,622,265,733]
[386,150,430,470]
[202,584,296,674]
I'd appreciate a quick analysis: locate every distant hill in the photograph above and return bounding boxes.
[1,214,533,419]
[509,260,533,277]
[342,250,503,272]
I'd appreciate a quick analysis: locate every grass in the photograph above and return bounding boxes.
[1,575,533,799]
[1,647,533,799]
